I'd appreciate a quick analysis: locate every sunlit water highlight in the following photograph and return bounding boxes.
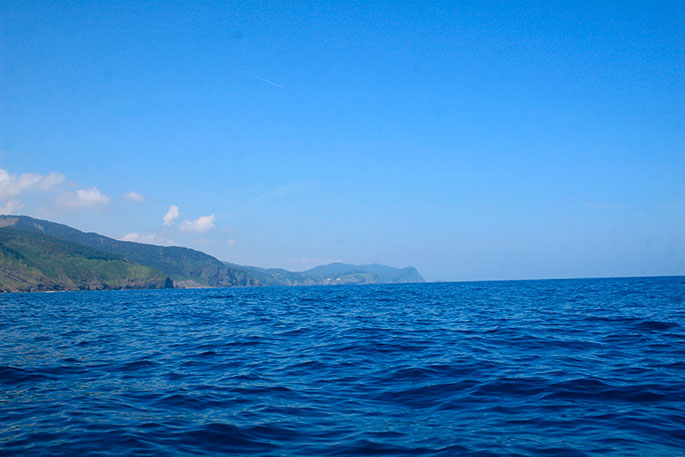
[1,277,684,456]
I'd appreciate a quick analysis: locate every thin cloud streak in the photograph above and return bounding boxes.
[246,71,283,88]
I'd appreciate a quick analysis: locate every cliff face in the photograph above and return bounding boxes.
[0,228,172,293]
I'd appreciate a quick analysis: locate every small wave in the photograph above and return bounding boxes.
[0,365,51,385]
[632,320,680,332]
[155,393,230,410]
[175,422,276,453]
[323,439,437,456]
[474,377,548,397]
[119,359,159,371]
[542,378,677,403]
[377,380,479,408]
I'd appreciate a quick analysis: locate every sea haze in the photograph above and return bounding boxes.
[1,277,684,456]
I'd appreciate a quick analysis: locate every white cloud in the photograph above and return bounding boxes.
[163,205,180,225]
[56,187,110,208]
[124,191,144,202]
[227,238,236,246]
[36,172,65,190]
[0,168,65,208]
[0,165,117,214]
[179,214,216,233]
[121,232,174,246]
[0,199,24,215]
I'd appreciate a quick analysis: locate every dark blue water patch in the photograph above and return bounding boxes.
[0,365,51,385]
[0,276,684,456]
[632,319,680,332]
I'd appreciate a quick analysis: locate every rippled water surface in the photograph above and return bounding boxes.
[1,277,684,456]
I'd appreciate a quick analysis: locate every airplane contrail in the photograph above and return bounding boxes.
[246,71,283,88]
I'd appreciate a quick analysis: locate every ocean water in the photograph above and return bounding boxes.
[0,277,683,456]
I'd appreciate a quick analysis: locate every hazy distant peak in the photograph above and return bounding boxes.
[305,263,424,283]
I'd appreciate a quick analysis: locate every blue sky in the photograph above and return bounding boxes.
[1,1,683,280]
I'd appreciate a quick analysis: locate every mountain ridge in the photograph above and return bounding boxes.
[0,215,259,288]
[0,215,425,292]
[304,262,424,283]
[222,262,424,286]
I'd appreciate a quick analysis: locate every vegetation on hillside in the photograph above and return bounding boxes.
[0,228,172,293]
[0,216,425,292]
[1,216,260,287]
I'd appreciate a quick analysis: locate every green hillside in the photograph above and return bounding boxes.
[0,216,261,287]
[0,228,172,293]
[0,215,425,291]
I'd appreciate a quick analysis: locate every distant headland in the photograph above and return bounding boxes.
[0,215,424,293]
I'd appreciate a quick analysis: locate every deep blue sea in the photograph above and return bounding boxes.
[1,277,684,456]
